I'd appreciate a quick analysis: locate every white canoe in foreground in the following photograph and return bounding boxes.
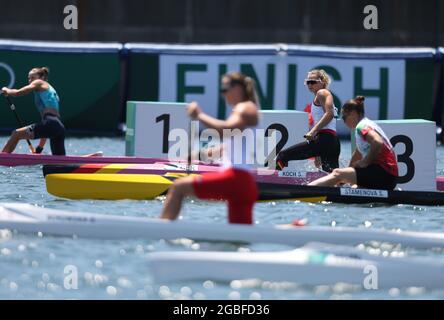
[1,203,444,249]
[0,203,444,249]
[148,243,444,289]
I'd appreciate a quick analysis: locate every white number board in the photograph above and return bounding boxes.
[126,102,189,159]
[126,102,309,165]
[257,110,308,167]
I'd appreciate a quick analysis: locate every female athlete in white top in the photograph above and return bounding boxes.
[275,69,340,172]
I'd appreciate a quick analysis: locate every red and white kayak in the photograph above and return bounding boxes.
[0,152,185,167]
[437,176,444,191]
[42,162,326,186]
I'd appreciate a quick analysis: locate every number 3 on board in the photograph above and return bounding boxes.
[390,135,415,184]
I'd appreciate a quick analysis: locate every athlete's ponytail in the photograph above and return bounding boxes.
[342,95,366,116]
[30,67,50,81]
[243,76,260,107]
[354,96,365,106]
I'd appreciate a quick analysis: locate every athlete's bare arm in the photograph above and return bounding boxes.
[353,130,383,168]
[305,89,335,139]
[188,101,258,134]
[1,80,45,97]
[349,149,362,167]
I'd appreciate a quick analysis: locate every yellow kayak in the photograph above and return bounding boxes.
[45,172,328,203]
[45,173,195,200]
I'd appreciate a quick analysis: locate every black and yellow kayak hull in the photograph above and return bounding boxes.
[45,173,191,200]
[45,173,444,206]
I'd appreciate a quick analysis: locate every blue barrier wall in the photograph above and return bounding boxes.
[1,40,443,135]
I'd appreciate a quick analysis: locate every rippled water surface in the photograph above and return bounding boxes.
[0,136,443,299]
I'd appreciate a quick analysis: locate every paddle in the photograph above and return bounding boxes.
[186,120,191,174]
[1,93,35,153]
[187,119,198,175]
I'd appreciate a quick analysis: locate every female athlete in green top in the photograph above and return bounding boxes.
[1,67,66,155]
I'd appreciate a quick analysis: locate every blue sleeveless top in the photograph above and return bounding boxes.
[33,84,60,115]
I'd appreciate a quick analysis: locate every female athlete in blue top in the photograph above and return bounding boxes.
[2,67,66,155]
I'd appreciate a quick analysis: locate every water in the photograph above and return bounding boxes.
[0,136,444,299]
